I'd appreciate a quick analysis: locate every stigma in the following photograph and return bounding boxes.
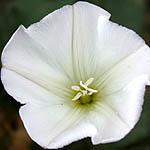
[71,78,98,101]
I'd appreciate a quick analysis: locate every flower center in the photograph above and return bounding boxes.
[71,78,98,103]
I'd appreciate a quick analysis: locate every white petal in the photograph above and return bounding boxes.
[97,45,150,94]
[26,4,75,81]
[26,2,110,82]
[2,25,68,79]
[20,103,97,149]
[1,26,73,104]
[102,75,149,128]
[69,2,145,83]
[88,102,129,145]
[1,68,71,105]
[93,20,145,82]
[88,75,149,145]
[71,2,110,81]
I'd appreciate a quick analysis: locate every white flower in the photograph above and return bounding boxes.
[1,1,150,149]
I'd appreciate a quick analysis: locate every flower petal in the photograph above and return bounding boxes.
[88,101,129,144]
[97,45,150,94]
[66,2,145,83]
[1,68,71,105]
[1,25,73,104]
[26,2,110,82]
[26,5,75,81]
[71,2,110,82]
[20,103,97,149]
[89,74,149,144]
[93,19,146,82]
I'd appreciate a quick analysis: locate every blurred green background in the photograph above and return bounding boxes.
[0,0,150,150]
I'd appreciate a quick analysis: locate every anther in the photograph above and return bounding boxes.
[72,92,82,101]
[84,78,94,86]
[71,86,80,91]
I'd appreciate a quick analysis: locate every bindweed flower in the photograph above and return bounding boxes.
[1,1,150,149]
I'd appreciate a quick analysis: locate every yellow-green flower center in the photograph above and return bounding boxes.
[71,78,98,105]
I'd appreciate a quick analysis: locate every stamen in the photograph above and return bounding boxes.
[84,78,94,86]
[71,86,80,91]
[80,81,88,90]
[88,88,98,93]
[72,92,82,101]
[71,78,98,101]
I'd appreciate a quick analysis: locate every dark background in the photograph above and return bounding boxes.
[0,0,150,150]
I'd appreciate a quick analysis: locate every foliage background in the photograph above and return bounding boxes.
[0,0,150,150]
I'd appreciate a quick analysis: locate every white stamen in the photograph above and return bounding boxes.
[72,92,82,101]
[71,78,98,101]
[84,78,94,86]
[80,81,88,90]
[88,88,98,93]
[71,86,80,91]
